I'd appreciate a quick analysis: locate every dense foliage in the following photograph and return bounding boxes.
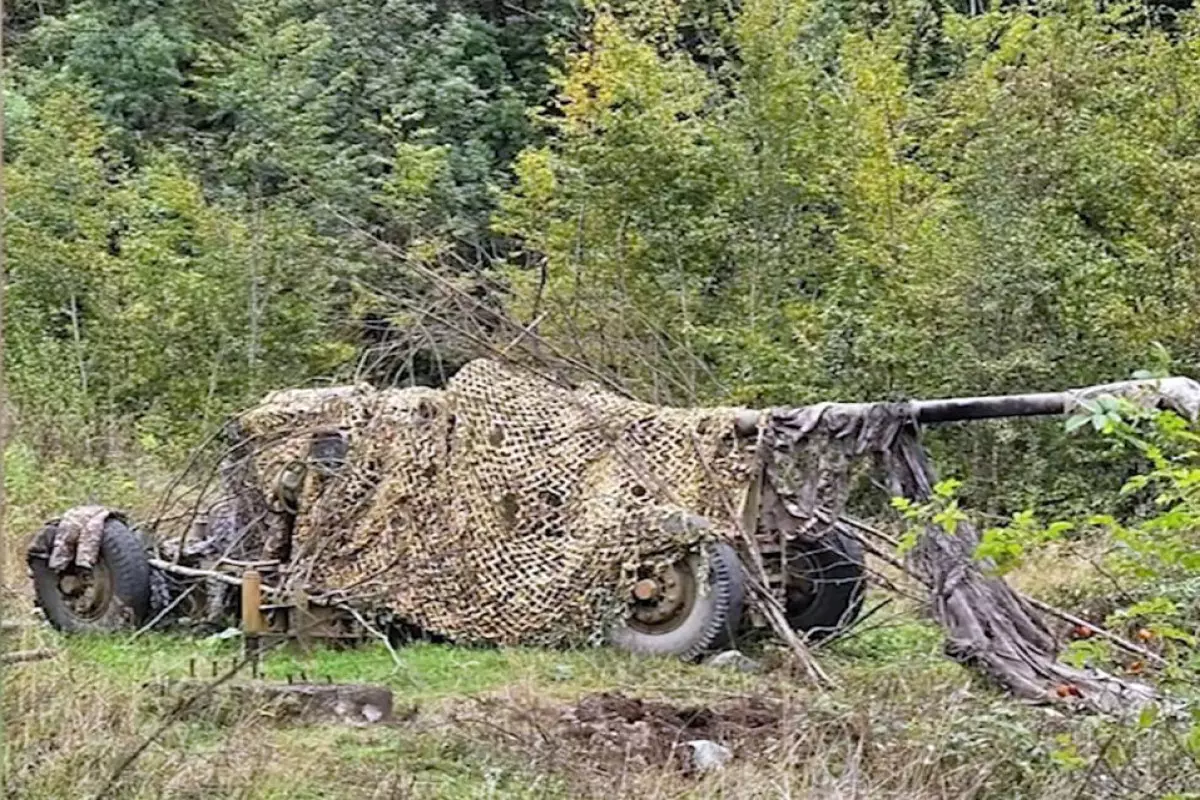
[497,0,1200,511]
[4,0,579,456]
[5,0,1200,508]
[7,2,1200,786]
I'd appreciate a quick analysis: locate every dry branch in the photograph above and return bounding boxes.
[827,510,1170,669]
[147,558,244,587]
[687,433,834,688]
[1020,594,1167,668]
[1,648,55,665]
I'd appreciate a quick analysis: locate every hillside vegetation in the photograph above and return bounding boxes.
[5,0,1200,797]
[0,0,1197,502]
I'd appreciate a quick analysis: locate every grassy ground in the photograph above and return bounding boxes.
[5,606,1198,799]
[3,454,1200,798]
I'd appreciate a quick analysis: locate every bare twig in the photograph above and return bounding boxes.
[337,603,407,675]
[130,584,200,641]
[93,606,343,799]
[1021,594,1167,668]
[499,312,548,357]
[1074,733,1118,800]
[94,650,259,799]
[812,597,895,650]
[0,648,55,665]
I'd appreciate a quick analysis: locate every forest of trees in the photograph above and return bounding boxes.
[5,0,1200,511]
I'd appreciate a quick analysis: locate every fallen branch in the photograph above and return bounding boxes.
[148,558,243,587]
[745,575,836,687]
[827,513,1169,669]
[832,510,902,548]
[214,558,280,570]
[689,433,834,689]
[1021,594,1167,668]
[1,648,55,664]
[147,558,286,596]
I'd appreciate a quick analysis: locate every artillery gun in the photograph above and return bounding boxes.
[24,362,1200,661]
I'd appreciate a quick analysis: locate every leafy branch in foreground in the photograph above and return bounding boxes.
[957,396,1200,673]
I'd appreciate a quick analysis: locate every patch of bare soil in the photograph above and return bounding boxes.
[451,690,789,779]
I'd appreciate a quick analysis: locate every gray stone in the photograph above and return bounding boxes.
[705,649,762,673]
[684,740,732,773]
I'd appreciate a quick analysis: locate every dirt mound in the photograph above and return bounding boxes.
[571,689,777,734]
[456,690,785,778]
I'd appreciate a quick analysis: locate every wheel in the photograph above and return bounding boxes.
[784,531,865,640]
[30,518,152,633]
[608,542,745,660]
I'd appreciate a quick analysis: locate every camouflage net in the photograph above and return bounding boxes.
[222,359,760,647]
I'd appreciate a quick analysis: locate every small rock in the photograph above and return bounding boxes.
[552,664,574,682]
[705,650,762,673]
[205,627,242,642]
[683,740,732,773]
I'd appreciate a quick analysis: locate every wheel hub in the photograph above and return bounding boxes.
[57,564,114,621]
[632,578,659,601]
[628,559,697,632]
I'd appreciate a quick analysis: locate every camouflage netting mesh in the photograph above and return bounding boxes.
[222,359,760,647]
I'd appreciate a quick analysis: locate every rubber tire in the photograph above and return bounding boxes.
[30,518,152,634]
[608,542,746,661]
[785,531,866,641]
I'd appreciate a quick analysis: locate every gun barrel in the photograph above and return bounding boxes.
[913,391,1068,423]
[912,376,1200,425]
[739,377,1200,436]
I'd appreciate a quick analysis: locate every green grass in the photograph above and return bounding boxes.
[8,615,1200,798]
[8,626,965,798]
[61,631,769,703]
[9,632,590,798]
[57,617,957,713]
[825,617,947,665]
[9,453,1200,798]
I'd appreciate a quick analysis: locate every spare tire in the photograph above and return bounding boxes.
[30,518,152,633]
[608,542,745,661]
[784,531,865,640]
